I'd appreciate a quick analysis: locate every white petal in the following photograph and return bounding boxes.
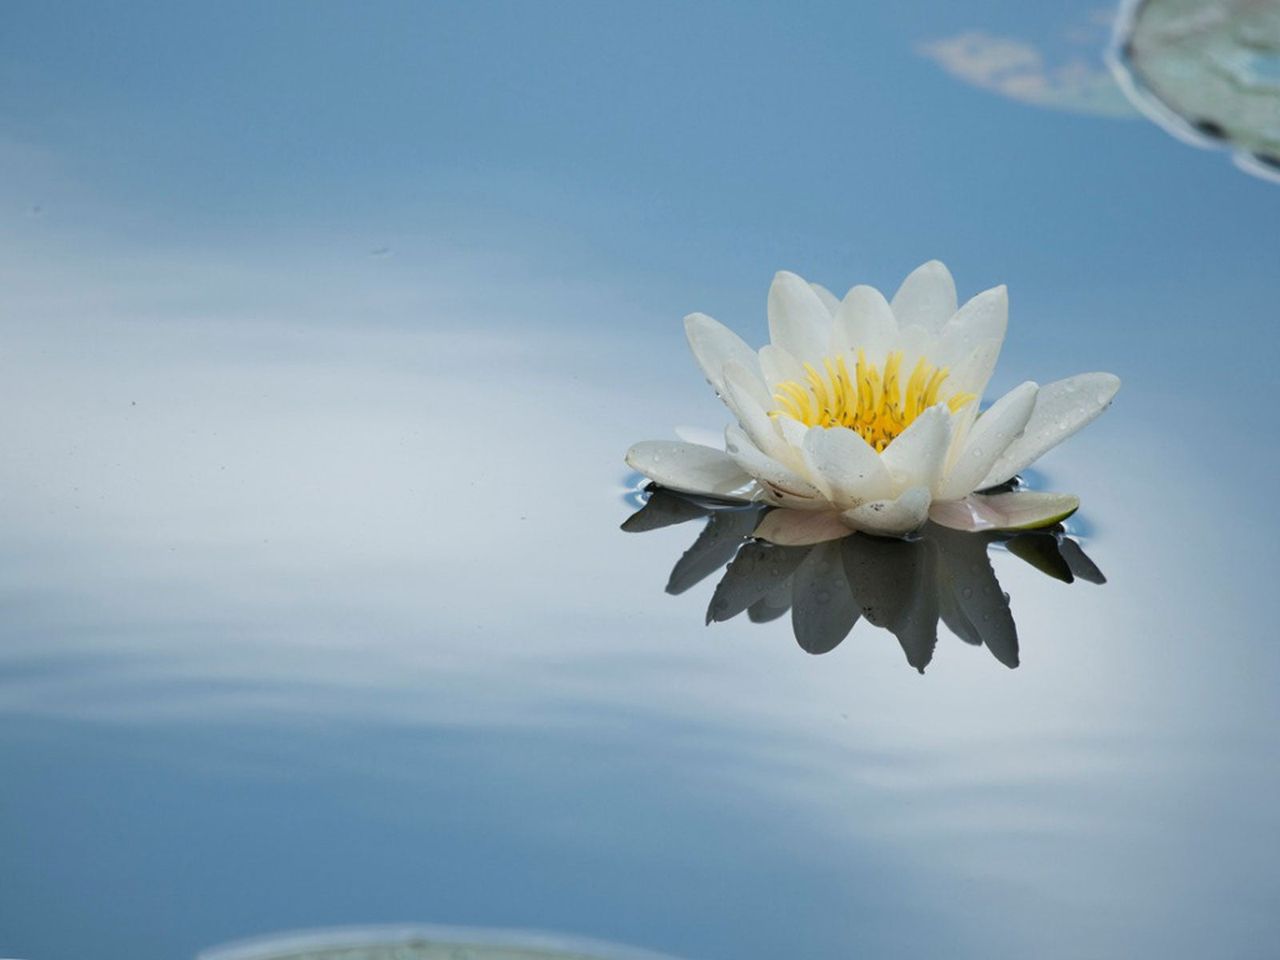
[801,425,893,509]
[889,324,931,366]
[723,361,787,460]
[625,441,754,499]
[759,488,832,511]
[777,416,809,451]
[841,486,932,537]
[809,282,840,315]
[773,416,812,476]
[944,340,1003,405]
[673,425,724,449]
[939,340,1002,467]
[832,284,898,359]
[891,260,957,333]
[684,313,762,400]
[753,509,853,546]
[927,498,983,532]
[938,381,1038,500]
[742,355,813,479]
[759,343,807,392]
[979,373,1121,489]
[768,271,829,362]
[724,425,823,503]
[929,491,1079,532]
[880,405,953,493]
[727,364,774,413]
[933,285,1008,368]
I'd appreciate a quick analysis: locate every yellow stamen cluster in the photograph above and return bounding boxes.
[771,350,974,452]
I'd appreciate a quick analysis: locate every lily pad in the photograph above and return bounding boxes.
[1111,0,1280,181]
[200,926,683,960]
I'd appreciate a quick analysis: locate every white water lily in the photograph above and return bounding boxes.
[625,261,1119,545]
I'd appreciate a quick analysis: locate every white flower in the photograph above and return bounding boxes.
[625,261,1120,545]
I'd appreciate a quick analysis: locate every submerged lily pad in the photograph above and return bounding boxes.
[1111,0,1280,181]
[215,948,578,959]
[200,926,682,960]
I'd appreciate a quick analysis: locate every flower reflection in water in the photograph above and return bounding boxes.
[624,486,1104,672]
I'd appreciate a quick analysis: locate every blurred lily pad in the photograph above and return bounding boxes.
[1112,0,1280,181]
[200,926,684,960]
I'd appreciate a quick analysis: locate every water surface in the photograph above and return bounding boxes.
[1,3,1278,959]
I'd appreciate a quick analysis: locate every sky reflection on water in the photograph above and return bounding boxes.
[2,2,1280,959]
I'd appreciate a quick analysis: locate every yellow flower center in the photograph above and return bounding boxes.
[770,350,975,452]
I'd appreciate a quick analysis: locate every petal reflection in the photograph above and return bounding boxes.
[706,534,806,625]
[792,541,860,655]
[844,534,939,672]
[623,485,1107,673]
[932,526,1019,669]
[620,488,718,533]
[665,507,760,596]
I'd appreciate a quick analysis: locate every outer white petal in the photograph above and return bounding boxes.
[841,486,932,537]
[723,361,787,460]
[933,285,1008,368]
[724,425,823,504]
[880,405,952,493]
[753,508,852,546]
[929,491,1079,532]
[810,282,840,315]
[801,425,893,509]
[832,284,898,358]
[684,313,767,405]
[891,260,957,333]
[673,425,724,449]
[768,271,829,363]
[625,441,754,499]
[978,373,1121,489]
[938,381,1038,500]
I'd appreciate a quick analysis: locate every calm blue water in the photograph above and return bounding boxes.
[2,3,1279,959]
